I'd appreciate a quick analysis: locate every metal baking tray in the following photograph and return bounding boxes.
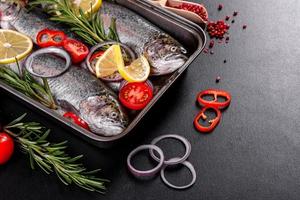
[0,0,206,148]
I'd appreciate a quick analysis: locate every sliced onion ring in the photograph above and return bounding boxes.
[119,79,154,92]
[127,144,164,177]
[160,158,196,190]
[24,47,71,78]
[85,41,136,81]
[149,134,191,166]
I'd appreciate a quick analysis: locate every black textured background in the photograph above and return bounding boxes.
[1,0,300,199]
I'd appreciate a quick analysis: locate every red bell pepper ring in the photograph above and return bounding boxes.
[63,112,90,131]
[197,89,231,109]
[193,106,222,133]
[36,29,67,48]
[63,38,89,64]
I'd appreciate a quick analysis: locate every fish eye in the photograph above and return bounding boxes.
[170,46,177,52]
[110,112,118,119]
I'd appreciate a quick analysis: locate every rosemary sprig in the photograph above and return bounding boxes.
[0,65,57,109]
[3,114,108,193]
[29,0,120,45]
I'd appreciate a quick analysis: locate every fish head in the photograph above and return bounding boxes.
[0,3,19,29]
[0,3,19,21]
[143,34,188,75]
[79,95,128,136]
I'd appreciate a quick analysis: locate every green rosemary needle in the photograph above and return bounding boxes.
[0,65,57,109]
[29,0,120,45]
[4,114,108,193]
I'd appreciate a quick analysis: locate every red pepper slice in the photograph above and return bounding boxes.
[89,51,104,62]
[197,89,231,109]
[63,38,89,64]
[193,106,222,133]
[36,29,66,48]
[63,112,90,130]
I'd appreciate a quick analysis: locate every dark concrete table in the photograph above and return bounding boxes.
[1,0,300,199]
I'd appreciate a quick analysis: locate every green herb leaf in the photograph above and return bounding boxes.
[4,115,108,193]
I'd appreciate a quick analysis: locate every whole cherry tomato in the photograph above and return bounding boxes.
[0,132,14,165]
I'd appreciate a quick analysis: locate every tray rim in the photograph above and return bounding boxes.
[0,0,207,146]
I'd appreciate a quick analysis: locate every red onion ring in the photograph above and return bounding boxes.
[24,47,71,78]
[127,144,164,177]
[160,158,196,190]
[149,134,191,166]
[85,41,136,82]
[119,79,154,92]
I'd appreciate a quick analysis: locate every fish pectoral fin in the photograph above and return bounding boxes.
[57,99,80,115]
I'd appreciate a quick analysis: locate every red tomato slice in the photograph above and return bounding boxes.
[63,39,89,64]
[119,82,153,110]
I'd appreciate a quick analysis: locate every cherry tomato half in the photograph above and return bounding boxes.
[0,132,14,165]
[119,82,153,110]
[63,38,89,64]
[89,51,104,62]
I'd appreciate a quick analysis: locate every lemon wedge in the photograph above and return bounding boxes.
[73,0,102,14]
[0,29,33,64]
[118,55,150,82]
[95,44,124,78]
[52,0,102,16]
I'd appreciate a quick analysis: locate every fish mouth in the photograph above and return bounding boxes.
[89,120,125,136]
[165,53,188,61]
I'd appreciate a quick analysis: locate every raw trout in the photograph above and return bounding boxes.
[0,3,128,136]
[100,1,188,75]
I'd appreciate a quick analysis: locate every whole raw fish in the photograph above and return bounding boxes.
[0,3,128,136]
[100,1,188,75]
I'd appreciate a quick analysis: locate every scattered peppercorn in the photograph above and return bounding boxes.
[207,20,230,39]
[172,3,208,22]
[218,4,223,10]
[209,40,215,48]
[216,76,221,83]
[231,20,235,23]
[225,16,230,21]
[210,50,214,55]
[224,59,227,63]
[233,11,238,16]
[243,25,247,29]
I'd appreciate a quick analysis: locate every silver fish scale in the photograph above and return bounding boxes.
[47,67,112,110]
[0,3,129,136]
[7,9,70,43]
[101,1,160,54]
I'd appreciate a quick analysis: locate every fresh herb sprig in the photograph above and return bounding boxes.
[3,114,108,193]
[29,0,120,45]
[0,65,57,109]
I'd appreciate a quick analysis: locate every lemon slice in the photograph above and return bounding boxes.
[118,55,150,82]
[73,0,102,14]
[0,29,33,64]
[52,0,102,16]
[95,44,124,78]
